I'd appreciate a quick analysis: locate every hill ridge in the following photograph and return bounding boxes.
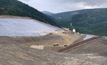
[52,8,107,36]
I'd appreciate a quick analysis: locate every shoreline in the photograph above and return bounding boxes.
[0,15,31,19]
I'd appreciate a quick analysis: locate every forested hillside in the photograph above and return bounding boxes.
[0,0,58,26]
[53,8,107,36]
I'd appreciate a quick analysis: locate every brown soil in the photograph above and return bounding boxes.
[0,33,106,65]
[0,15,31,19]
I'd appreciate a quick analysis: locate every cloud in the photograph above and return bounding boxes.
[72,0,107,6]
[19,0,107,13]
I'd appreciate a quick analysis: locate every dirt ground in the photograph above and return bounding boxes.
[0,31,106,65]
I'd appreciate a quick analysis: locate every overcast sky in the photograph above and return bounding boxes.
[19,0,107,13]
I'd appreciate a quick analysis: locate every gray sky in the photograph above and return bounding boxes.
[19,0,107,13]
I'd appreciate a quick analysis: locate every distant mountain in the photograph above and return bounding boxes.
[42,11,71,28]
[52,8,107,36]
[42,11,53,16]
[0,0,58,26]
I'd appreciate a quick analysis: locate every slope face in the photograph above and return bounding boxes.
[53,8,107,36]
[0,43,103,65]
[0,18,59,36]
[0,0,57,26]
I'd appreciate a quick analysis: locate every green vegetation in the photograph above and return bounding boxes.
[0,0,58,26]
[1,0,107,36]
[52,8,107,36]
